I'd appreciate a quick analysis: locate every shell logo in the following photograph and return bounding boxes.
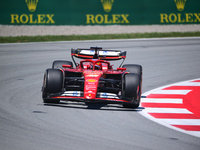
[87,79,97,82]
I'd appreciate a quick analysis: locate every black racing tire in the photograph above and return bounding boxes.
[122,73,141,108]
[52,60,73,69]
[42,69,64,103]
[122,64,142,78]
[122,64,143,108]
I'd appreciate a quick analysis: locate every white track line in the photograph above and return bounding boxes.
[158,119,200,125]
[143,108,192,114]
[149,90,191,95]
[141,98,183,103]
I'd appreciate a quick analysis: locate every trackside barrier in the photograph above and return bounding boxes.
[0,0,199,25]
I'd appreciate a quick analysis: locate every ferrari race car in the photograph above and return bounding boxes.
[42,47,142,108]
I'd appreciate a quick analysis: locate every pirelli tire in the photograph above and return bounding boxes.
[52,60,73,69]
[122,64,142,78]
[122,64,142,107]
[122,73,141,108]
[42,69,64,103]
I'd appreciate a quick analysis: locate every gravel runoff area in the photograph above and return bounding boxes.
[0,24,200,37]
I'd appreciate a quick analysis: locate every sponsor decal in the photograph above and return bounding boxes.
[86,0,130,24]
[174,0,187,11]
[101,0,114,12]
[73,91,79,96]
[160,0,200,23]
[86,74,99,77]
[62,91,81,97]
[87,79,97,83]
[25,0,38,12]
[85,86,96,90]
[100,92,119,99]
[10,0,55,24]
[103,51,108,55]
[90,50,95,54]
[101,93,108,98]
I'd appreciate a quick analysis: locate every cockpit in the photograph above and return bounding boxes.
[81,59,111,71]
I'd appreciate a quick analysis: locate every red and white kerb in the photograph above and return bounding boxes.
[140,78,200,137]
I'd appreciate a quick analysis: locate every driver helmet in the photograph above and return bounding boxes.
[95,62,102,70]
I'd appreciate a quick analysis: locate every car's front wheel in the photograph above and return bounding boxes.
[122,73,141,108]
[42,69,64,103]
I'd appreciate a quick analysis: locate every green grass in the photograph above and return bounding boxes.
[0,32,200,43]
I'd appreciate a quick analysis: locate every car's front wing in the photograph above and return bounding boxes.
[46,91,133,104]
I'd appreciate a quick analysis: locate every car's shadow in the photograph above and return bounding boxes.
[43,101,144,112]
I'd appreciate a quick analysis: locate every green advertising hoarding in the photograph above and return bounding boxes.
[0,0,199,25]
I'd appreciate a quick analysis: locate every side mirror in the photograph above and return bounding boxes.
[62,64,72,68]
[117,68,126,71]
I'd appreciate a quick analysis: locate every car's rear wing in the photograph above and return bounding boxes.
[71,47,126,60]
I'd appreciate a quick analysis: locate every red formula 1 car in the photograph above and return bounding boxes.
[42,47,142,108]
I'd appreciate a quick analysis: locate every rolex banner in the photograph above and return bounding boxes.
[0,0,199,25]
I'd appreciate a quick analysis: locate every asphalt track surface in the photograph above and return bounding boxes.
[0,38,200,150]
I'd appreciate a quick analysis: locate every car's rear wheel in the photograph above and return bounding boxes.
[52,60,73,69]
[42,69,64,103]
[122,73,141,108]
